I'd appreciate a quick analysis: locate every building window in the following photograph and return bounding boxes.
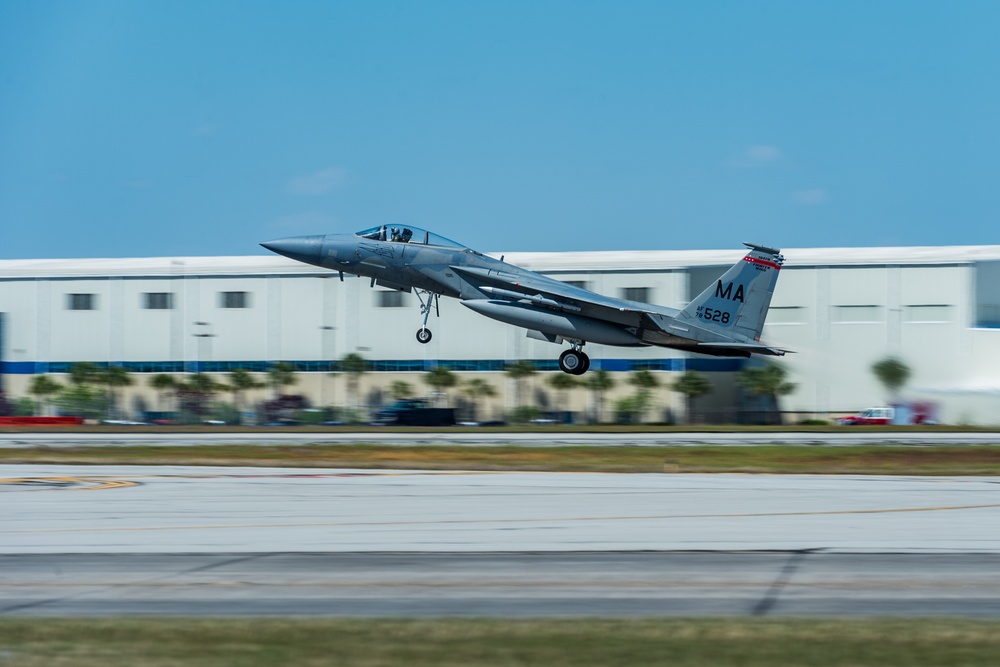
[975,261,1000,327]
[143,293,174,310]
[66,294,96,311]
[220,291,250,309]
[903,305,953,323]
[832,305,882,323]
[376,291,406,308]
[563,280,589,290]
[621,287,650,303]
[767,306,806,324]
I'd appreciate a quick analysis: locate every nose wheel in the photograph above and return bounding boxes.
[416,328,433,344]
[559,349,590,375]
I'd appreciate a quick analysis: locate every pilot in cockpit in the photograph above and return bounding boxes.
[389,227,413,243]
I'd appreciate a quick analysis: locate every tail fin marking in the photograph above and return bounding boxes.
[680,243,784,341]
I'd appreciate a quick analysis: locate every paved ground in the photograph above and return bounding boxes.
[3,430,1000,447]
[4,464,1000,616]
[4,552,1000,617]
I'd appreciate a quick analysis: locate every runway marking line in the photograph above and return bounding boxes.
[0,471,482,492]
[0,476,139,491]
[5,502,1000,535]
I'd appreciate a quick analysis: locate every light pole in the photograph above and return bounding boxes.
[192,322,215,420]
[193,322,215,373]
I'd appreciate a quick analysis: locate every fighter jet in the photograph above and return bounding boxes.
[262,225,788,374]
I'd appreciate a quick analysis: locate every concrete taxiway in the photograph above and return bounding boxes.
[3,464,1000,616]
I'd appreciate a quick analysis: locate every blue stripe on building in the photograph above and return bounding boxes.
[0,358,746,375]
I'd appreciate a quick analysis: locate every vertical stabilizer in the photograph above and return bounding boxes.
[680,243,784,341]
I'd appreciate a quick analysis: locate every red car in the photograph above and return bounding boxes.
[836,407,894,426]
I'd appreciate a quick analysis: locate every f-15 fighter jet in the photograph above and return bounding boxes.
[262,225,788,374]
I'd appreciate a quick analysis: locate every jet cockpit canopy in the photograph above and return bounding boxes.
[356,225,466,249]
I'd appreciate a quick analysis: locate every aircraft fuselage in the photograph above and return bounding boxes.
[262,227,787,374]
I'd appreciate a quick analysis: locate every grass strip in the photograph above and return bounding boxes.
[3,443,1000,475]
[2,423,998,433]
[2,618,1000,666]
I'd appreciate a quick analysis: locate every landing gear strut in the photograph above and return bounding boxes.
[415,290,440,345]
[558,343,590,375]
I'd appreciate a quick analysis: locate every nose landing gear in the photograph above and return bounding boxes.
[415,290,440,345]
[558,342,590,375]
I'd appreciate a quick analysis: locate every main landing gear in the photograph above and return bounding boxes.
[558,343,590,375]
[415,290,440,344]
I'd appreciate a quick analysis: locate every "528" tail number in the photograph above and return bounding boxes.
[700,307,731,324]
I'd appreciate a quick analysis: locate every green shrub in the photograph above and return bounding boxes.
[11,397,38,417]
[508,406,541,424]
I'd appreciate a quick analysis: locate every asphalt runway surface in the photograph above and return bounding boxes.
[5,552,1000,618]
[3,430,1000,447]
[4,464,1000,617]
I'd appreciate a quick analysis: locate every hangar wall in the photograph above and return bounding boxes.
[2,245,1000,424]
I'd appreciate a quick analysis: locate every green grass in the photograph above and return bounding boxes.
[1,618,999,666]
[2,423,998,433]
[4,443,1000,475]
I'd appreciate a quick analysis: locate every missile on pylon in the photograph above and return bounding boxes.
[461,300,645,347]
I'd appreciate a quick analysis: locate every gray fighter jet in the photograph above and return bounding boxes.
[262,225,788,374]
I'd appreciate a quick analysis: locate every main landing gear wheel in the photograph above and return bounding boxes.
[416,328,433,344]
[559,349,590,375]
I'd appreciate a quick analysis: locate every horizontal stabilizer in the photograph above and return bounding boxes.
[695,342,790,356]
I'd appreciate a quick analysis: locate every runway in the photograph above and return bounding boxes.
[5,552,1000,617]
[3,429,1000,448]
[4,464,1000,616]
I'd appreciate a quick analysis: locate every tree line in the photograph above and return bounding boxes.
[10,354,912,425]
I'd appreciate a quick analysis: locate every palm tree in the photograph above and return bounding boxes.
[102,365,133,420]
[871,357,911,401]
[628,369,659,392]
[267,362,298,399]
[68,362,101,387]
[59,362,105,420]
[462,378,497,422]
[149,374,177,413]
[180,372,223,419]
[627,369,660,423]
[228,369,264,414]
[737,362,795,425]
[505,360,537,409]
[388,380,414,401]
[584,369,615,424]
[424,366,457,406]
[672,371,712,424]
[547,372,579,415]
[28,375,62,416]
[340,353,369,408]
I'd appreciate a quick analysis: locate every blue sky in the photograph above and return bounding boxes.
[2,1,999,258]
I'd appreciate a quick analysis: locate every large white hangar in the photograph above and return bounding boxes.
[1,244,1000,424]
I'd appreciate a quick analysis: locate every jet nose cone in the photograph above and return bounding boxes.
[261,235,326,266]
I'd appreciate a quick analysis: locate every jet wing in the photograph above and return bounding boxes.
[451,264,789,357]
[450,265,669,324]
[637,312,790,356]
[691,342,790,356]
